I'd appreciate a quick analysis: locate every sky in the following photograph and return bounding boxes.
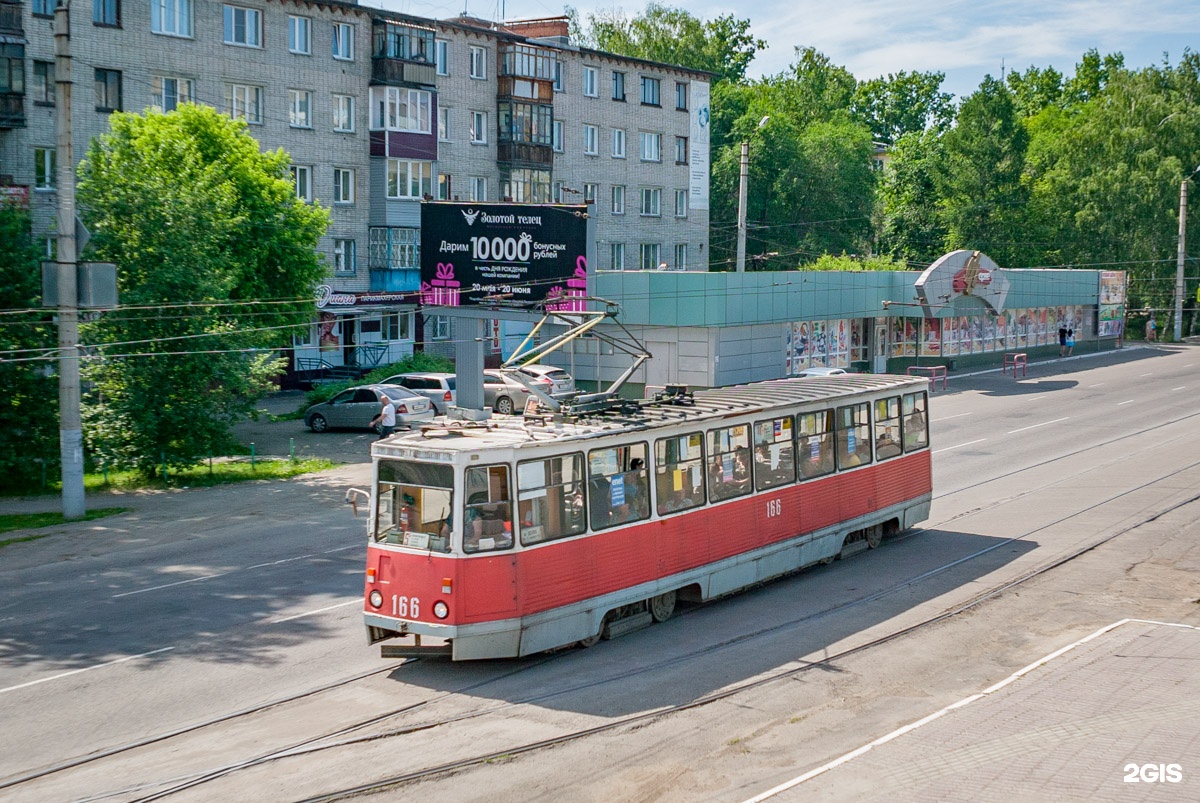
[369,0,1200,100]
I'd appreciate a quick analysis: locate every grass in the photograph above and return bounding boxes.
[0,507,130,543]
[6,457,337,497]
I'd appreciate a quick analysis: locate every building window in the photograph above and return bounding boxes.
[152,76,193,111]
[583,66,598,97]
[223,5,262,47]
[437,174,451,200]
[34,148,56,190]
[469,46,487,79]
[94,0,119,27]
[675,81,688,111]
[470,176,487,202]
[640,132,661,162]
[640,76,660,105]
[288,16,311,54]
[334,238,356,273]
[1,46,23,97]
[225,83,262,123]
[289,89,312,128]
[33,0,53,17]
[334,168,355,204]
[611,128,625,159]
[291,165,312,202]
[640,187,661,217]
[437,107,450,140]
[611,243,625,271]
[471,110,487,144]
[151,0,191,37]
[387,160,433,199]
[553,61,564,92]
[612,70,625,101]
[552,120,564,152]
[612,185,625,215]
[674,243,687,270]
[435,40,449,75]
[333,94,354,132]
[640,243,661,271]
[552,181,563,203]
[428,315,450,341]
[368,86,431,133]
[584,183,597,204]
[369,227,419,269]
[501,169,551,203]
[94,69,122,111]
[675,136,688,164]
[383,311,411,341]
[33,61,54,105]
[332,22,354,60]
[583,124,598,155]
[675,189,688,218]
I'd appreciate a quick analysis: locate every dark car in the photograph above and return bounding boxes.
[304,384,434,433]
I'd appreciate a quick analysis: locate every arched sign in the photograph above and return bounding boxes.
[914,250,1011,316]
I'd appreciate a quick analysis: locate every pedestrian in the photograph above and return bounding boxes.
[657,261,669,271]
[1066,328,1074,356]
[1058,323,1068,356]
[1146,317,1157,341]
[371,393,397,440]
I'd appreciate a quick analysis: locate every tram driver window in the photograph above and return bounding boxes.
[753,416,796,491]
[655,432,705,515]
[835,403,872,469]
[517,453,586,545]
[797,410,835,479]
[374,459,454,552]
[462,465,513,553]
[707,424,751,502]
[587,443,650,530]
[873,397,903,460]
[902,391,928,451]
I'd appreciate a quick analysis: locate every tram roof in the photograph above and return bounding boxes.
[374,374,927,457]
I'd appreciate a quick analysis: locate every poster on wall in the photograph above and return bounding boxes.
[689,83,712,212]
[1099,271,1126,337]
[921,318,941,356]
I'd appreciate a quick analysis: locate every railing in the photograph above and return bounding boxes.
[497,142,553,167]
[370,57,435,87]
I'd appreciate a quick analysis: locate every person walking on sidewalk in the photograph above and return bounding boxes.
[371,393,397,440]
[1058,324,1068,356]
[1066,328,1075,356]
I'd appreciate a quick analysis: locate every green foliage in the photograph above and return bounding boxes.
[878,129,949,263]
[76,104,329,475]
[851,70,954,144]
[804,254,908,272]
[0,203,58,492]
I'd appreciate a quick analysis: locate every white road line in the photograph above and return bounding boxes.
[931,412,972,422]
[1087,383,1105,388]
[1006,416,1069,434]
[246,553,320,571]
[1140,372,1154,376]
[112,574,227,598]
[1172,387,1186,391]
[0,647,175,695]
[322,544,360,554]
[267,598,360,625]
[933,438,986,453]
[1117,400,1136,406]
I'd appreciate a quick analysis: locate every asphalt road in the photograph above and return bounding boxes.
[2,345,1199,802]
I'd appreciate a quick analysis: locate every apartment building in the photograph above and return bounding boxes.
[0,3,709,374]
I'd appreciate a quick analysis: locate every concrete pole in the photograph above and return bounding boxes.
[1176,178,1188,343]
[55,3,85,519]
[735,140,749,273]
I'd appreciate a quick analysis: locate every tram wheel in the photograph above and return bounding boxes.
[649,590,677,623]
[578,616,606,648]
[866,525,883,549]
[495,396,514,415]
[309,414,328,433]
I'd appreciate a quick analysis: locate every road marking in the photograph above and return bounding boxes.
[268,598,361,625]
[931,412,972,422]
[1088,383,1105,388]
[112,574,227,598]
[933,438,986,453]
[1117,400,1136,406]
[322,544,360,554]
[1006,416,1069,434]
[1172,386,1186,391]
[1140,372,1154,376]
[0,647,175,695]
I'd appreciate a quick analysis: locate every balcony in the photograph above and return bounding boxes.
[369,267,420,293]
[371,58,435,88]
[372,20,436,87]
[498,142,553,168]
[0,92,24,129]
[498,76,552,103]
[0,2,22,34]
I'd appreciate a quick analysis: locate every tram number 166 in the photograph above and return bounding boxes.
[765,499,782,518]
[391,595,420,618]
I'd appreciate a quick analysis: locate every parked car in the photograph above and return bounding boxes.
[515,364,576,397]
[304,384,433,433]
[794,367,848,377]
[483,370,536,415]
[381,372,457,414]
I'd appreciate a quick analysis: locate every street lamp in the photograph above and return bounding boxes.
[1175,164,1200,342]
[735,115,769,273]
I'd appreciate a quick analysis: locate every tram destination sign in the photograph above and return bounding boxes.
[420,202,588,310]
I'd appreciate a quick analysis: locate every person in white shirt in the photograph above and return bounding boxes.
[372,393,397,440]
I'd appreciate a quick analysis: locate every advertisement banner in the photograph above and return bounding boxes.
[689,82,711,212]
[420,202,588,309]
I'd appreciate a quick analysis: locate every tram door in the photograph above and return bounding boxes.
[872,321,889,374]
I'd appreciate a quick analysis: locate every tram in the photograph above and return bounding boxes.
[357,375,932,660]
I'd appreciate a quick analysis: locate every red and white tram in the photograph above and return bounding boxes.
[360,375,932,660]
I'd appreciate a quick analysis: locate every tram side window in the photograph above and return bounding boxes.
[655,432,706,515]
[797,410,835,479]
[835,403,872,469]
[462,465,513,553]
[902,391,929,451]
[374,459,454,552]
[587,442,650,530]
[707,424,752,502]
[517,453,586,545]
[753,416,796,491]
[873,396,903,461]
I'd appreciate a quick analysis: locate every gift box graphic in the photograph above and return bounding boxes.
[421,263,461,307]
[547,259,587,311]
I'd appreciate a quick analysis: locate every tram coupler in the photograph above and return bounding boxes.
[380,635,454,659]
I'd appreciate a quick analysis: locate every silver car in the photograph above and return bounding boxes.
[304,384,433,433]
[483,370,536,415]
[795,367,848,377]
[381,372,457,414]
[516,364,576,397]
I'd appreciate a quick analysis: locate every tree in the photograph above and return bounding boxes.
[1005,65,1065,118]
[878,129,950,264]
[76,104,329,474]
[851,70,954,144]
[0,202,59,490]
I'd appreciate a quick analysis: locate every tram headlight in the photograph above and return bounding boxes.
[433,601,449,619]
[369,590,383,608]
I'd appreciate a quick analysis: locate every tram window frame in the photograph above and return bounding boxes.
[902,391,929,451]
[516,452,586,545]
[835,403,873,469]
[707,424,752,502]
[873,396,903,461]
[753,415,796,491]
[462,464,514,554]
[654,432,706,515]
[796,409,835,479]
[587,442,650,530]
[374,459,454,552]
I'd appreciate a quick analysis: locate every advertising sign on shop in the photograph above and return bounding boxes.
[420,202,588,309]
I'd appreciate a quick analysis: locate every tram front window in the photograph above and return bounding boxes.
[375,459,454,552]
[463,465,513,553]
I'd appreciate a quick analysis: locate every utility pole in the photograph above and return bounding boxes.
[1176,176,1190,343]
[735,141,748,273]
[55,3,85,518]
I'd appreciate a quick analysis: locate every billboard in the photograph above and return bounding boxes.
[689,83,711,212]
[420,202,587,310]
